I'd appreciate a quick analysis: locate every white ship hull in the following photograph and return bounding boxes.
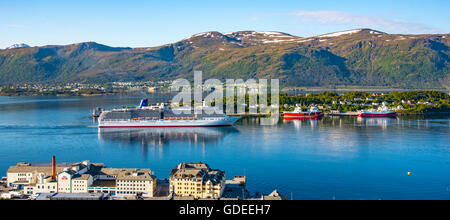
[98,117,241,128]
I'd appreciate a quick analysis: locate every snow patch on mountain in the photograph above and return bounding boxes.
[262,39,297,44]
[255,31,286,36]
[319,29,362,38]
[224,31,302,45]
[192,32,221,38]
[370,30,383,35]
[5,43,30,49]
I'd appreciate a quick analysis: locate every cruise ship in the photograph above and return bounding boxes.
[98,99,241,128]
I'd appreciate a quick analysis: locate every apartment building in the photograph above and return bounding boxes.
[169,162,226,199]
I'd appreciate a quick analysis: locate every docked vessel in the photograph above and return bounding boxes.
[358,106,397,118]
[283,107,323,119]
[98,99,241,128]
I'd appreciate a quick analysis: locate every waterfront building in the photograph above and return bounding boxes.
[248,190,284,200]
[6,157,157,198]
[115,168,157,197]
[86,168,157,197]
[222,176,249,199]
[169,162,226,199]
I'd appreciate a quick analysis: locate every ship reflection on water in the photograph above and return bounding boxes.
[98,127,239,149]
[282,116,400,130]
[283,118,321,129]
[356,117,398,129]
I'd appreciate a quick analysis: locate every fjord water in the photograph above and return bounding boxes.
[0,95,449,200]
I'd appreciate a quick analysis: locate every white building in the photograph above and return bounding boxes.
[116,169,157,198]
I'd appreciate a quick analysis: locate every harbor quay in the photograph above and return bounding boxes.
[0,156,283,200]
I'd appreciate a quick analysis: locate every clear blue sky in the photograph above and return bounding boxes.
[1,0,449,48]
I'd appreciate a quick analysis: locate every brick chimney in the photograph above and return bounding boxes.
[52,156,56,180]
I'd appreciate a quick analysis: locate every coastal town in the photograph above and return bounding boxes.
[279,91,450,115]
[0,156,284,200]
[1,81,449,116]
[0,81,173,96]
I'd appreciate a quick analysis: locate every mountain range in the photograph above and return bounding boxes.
[0,29,448,89]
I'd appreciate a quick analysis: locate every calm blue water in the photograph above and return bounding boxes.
[0,95,449,200]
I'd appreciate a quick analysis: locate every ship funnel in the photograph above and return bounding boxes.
[139,99,149,109]
[52,156,56,180]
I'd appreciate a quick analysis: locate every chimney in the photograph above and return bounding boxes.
[52,156,56,180]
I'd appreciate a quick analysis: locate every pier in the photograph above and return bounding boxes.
[325,112,359,116]
[228,113,271,118]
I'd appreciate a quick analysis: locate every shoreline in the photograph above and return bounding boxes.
[282,86,450,93]
[396,112,450,116]
[0,93,114,97]
[324,112,450,116]
[0,92,165,97]
[2,92,449,117]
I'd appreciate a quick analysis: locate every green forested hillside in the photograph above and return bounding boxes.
[0,29,448,89]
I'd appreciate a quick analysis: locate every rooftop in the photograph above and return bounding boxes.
[116,169,155,181]
[262,190,284,200]
[170,162,225,185]
[91,180,117,188]
[72,174,92,180]
[7,161,104,175]
[51,193,104,200]
[8,166,67,176]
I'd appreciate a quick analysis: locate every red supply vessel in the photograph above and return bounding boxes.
[284,107,323,119]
